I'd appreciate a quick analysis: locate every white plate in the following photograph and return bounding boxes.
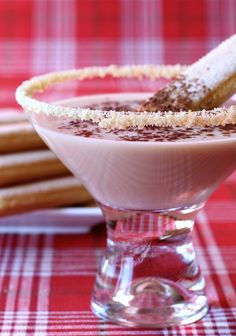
[0,207,104,234]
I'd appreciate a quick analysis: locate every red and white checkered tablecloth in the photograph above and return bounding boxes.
[0,0,236,108]
[0,0,236,334]
[0,180,236,336]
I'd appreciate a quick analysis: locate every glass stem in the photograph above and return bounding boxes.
[91,203,208,327]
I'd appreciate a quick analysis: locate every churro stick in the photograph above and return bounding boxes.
[0,176,92,216]
[140,34,236,112]
[0,149,70,187]
[0,110,27,125]
[0,122,46,153]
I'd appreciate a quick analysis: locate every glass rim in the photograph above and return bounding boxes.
[15,64,236,129]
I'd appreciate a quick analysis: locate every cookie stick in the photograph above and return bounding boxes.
[0,110,27,125]
[0,122,46,153]
[0,149,70,187]
[139,34,236,112]
[0,176,92,216]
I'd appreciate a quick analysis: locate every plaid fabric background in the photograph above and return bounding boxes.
[0,178,236,335]
[0,0,236,334]
[0,0,236,107]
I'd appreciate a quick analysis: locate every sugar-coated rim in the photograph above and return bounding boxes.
[15,64,236,129]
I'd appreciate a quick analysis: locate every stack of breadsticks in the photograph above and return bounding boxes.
[0,110,92,216]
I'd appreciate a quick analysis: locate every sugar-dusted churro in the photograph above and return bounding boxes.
[0,122,46,153]
[0,149,70,187]
[0,109,27,125]
[139,34,236,112]
[0,176,92,216]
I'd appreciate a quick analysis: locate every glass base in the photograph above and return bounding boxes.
[91,204,208,328]
[91,287,208,328]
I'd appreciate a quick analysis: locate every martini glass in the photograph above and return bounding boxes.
[16,65,236,328]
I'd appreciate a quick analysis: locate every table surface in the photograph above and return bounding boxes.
[0,0,236,334]
[0,175,236,335]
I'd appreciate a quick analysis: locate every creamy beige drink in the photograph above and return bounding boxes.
[33,93,236,211]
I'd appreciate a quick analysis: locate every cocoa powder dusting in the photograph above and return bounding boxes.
[57,99,236,142]
[139,75,211,112]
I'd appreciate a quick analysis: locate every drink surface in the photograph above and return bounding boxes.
[33,93,236,211]
[38,93,236,143]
